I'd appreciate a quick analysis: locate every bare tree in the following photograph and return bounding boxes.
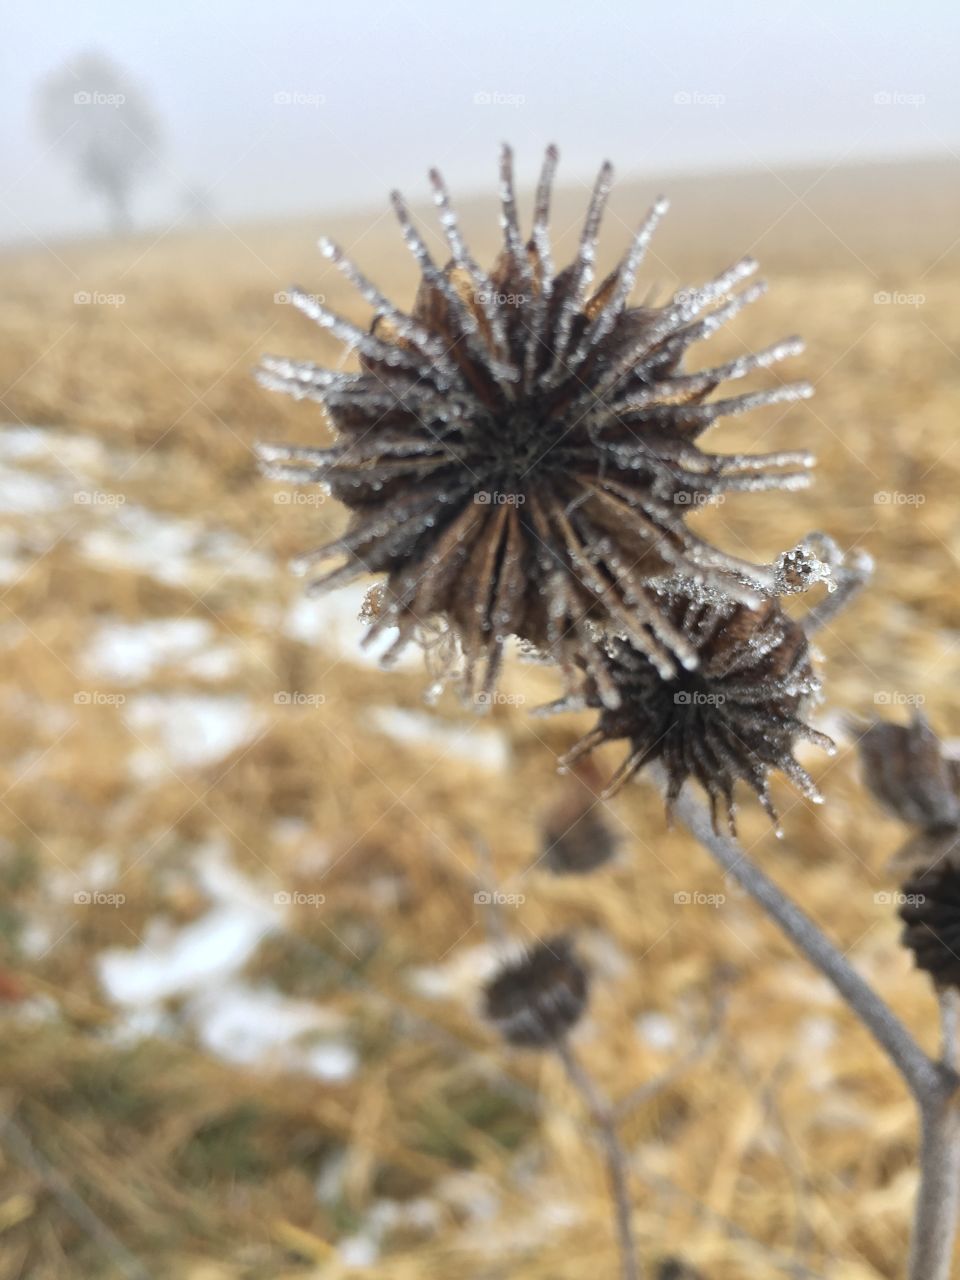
[37,52,161,235]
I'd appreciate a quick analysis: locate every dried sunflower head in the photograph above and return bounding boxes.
[257,145,814,701]
[483,937,588,1048]
[899,866,960,990]
[561,580,832,831]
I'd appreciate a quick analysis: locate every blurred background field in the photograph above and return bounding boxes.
[2,148,960,1280]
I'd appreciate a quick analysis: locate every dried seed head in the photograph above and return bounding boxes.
[857,713,960,830]
[657,1262,706,1280]
[562,582,831,831]
[900,866,960,990]
[257,145,814,701]
[483,937,588,1048]
[540,760,620,875]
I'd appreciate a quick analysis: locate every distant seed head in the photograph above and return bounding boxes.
[540,761,620,875]
[900,865,960,990]
[483,937,589,1048]
[562,581,831,831]
[858,713,960,830]
[257,145,814,702]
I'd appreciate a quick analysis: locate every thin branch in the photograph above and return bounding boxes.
[556,1038,641,1280]
[650,761,946,1103]
[940,990,960,1072]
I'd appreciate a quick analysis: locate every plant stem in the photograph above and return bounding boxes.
[650,763,960,1278]
[910,1086,960,1280]
[556,1038,641,1280]
[654,762,943,1100]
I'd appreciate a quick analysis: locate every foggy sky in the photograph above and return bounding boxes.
[2,0,958,244]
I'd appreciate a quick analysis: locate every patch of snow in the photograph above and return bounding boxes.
[635,1011,679,1052]
[0,465,67,514]
[84,618,216,684]
[124,693,263,773]
[196,982,356,1081]
[366,706,508,771]
[98,843,282,1005]
[80,505,271,588]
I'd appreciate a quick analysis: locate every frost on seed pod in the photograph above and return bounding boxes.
[483,937,588,1048]
[899,865,960,990]
[256,144,814,703]
[561,581,832,832]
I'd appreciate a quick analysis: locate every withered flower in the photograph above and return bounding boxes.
[540,759,620,875]
[257,145,813,700]
[483,937,588,1048]
[899,866,960,990]
[857,712,960,830]
[562,581,832,830]
[856,713,960,876]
